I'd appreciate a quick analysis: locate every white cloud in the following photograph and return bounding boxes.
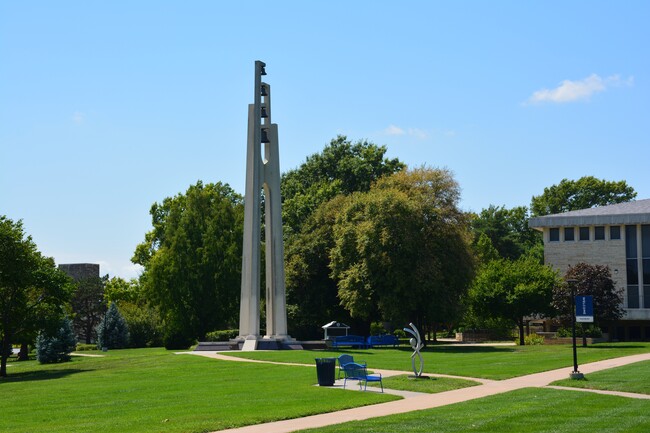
[383,125,429,139]
[72,111,85,124]
[384,124,405,135]
[526,74,633,104]
[121,263,144,280]
[407,128,428,139]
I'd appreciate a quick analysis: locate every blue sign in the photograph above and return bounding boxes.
[576,295,594,323]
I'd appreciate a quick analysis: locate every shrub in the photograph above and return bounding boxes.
[96,302,130,349]
[204,329,239,341]
[118,302,164,348]
[163,326,196,350]
[36,317,77,363]
[370,322,387,336]
[75,343,98,351]
[393,329,406,338]
[557,325,602,338]
[523,334,545,345]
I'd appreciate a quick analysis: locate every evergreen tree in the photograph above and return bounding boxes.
[36,317,77,364]
[96,303,129,349]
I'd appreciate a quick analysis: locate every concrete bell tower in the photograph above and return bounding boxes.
[237,61,295,350]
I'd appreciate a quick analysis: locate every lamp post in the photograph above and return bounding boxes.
[566,278,583,379]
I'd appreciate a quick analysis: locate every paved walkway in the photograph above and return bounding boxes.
[182,351,650,433]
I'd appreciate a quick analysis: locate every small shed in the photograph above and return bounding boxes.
[322,321,350,340]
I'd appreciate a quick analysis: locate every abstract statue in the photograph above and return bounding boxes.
[404,322,424,377]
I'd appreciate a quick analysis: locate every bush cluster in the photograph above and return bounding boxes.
[522,334,545,345]
[75,343,98,351]
[204,329,239,341]
[163,326,196,350]
[557,325,602,338]
[118,302,163,348]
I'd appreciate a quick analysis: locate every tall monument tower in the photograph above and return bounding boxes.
[238,61,293,350]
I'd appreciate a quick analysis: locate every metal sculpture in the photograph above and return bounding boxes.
[404,322,424,377]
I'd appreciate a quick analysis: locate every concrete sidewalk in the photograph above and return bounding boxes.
[186,351,650,433]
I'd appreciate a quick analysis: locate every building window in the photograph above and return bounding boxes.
[595,226,605,240]
[626,226,639,300]
[628,286,640,309]
[644,286,650,309]
[564,227,575,241]
[643,225,650,257]
[627,260,639,284]
[549,228,559,242]
[579,227,590,241]
[611,225,621,240]
[626,225,637,258]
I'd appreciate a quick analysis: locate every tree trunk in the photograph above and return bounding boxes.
[18,342,29,361]
[85,320,93,344]
[517,320,525,346]
[1,333,9,377]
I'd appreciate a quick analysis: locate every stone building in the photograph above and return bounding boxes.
[58,263,100,281]
[528,199,650,341]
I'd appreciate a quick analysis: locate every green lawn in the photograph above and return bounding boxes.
[3,344,649,433]
[370,374,480,393]
[0,349,397,433]
[552,360,650,395]
[228,342,650,379]
[298,387,650,433]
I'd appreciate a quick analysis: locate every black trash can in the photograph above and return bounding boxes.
[315,358,336,386]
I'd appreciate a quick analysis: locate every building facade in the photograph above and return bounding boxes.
[58,263,100,281]
[528,199,650,341]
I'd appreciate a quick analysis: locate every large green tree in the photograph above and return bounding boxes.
[0,216,73,377]
[330,167,475,334]
[70,275,107,344]
[285,196,350,339]
[530,176,636,216]
[469,257,560,345]
[281,135,405,235]
[471,205,541,260]
[132,181,244,344]
[283,137,404,339]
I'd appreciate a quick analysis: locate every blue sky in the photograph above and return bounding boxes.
[1,1,648,279]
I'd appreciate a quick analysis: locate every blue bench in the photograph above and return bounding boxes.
[340,362,383,392]
[331,335,366,348]
[366,335,399,348]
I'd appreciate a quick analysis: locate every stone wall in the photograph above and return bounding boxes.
[543,232,627,296]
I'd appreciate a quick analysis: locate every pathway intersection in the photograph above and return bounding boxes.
[181,350,650,433]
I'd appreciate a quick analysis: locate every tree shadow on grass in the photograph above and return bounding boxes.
[328,345,516,355]
[421,345,517,354]
[1,368,88,384]
[585,344,647,350]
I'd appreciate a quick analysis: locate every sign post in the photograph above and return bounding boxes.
[566,279,584,379]
[575,295,594,323]
[576,295,594,348]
